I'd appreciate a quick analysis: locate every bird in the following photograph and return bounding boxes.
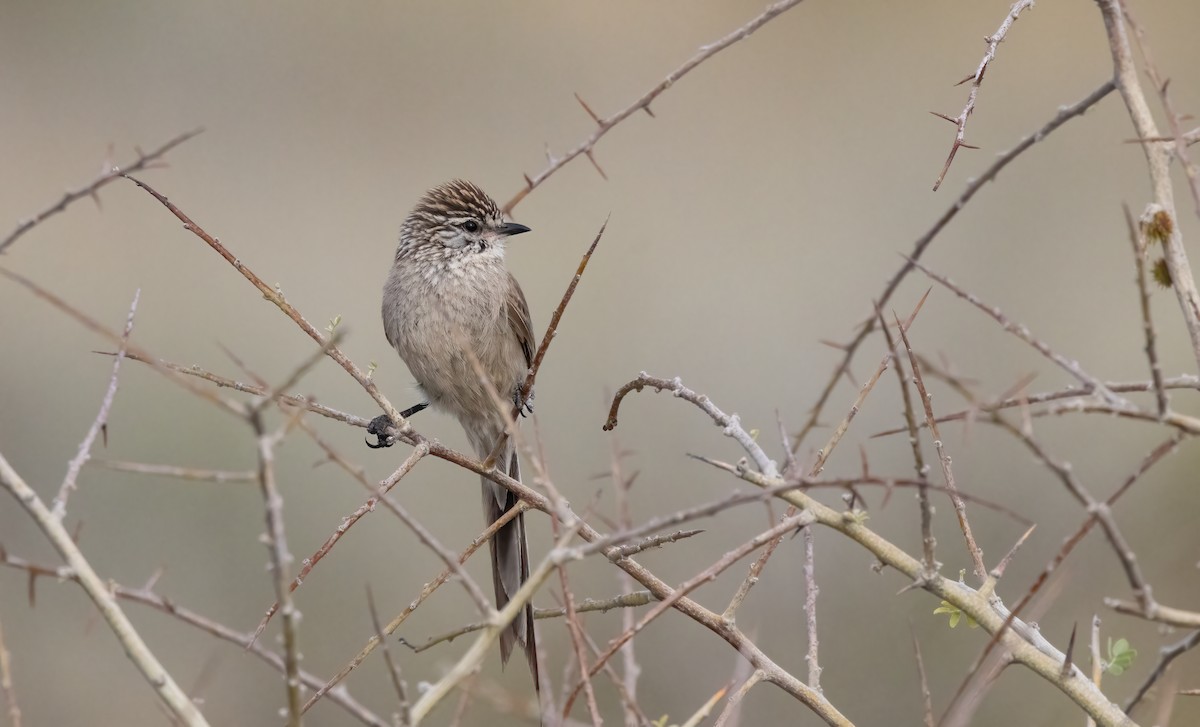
[376,179,539,690]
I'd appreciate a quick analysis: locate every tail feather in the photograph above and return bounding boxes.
[482,445,539,693]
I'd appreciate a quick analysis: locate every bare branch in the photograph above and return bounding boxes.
[0,611,20,727]
[501,0,807,213]
[932,0,1036,190]
[792,80,1115,454]
[0,128,203,253]
[0,453,208,726]
[53,289,140,518]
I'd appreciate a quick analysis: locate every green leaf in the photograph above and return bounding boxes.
[1105,636,1137,676]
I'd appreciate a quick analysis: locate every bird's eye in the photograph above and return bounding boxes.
[462,220,480,233]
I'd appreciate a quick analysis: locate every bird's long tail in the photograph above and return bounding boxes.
[481,439,539,692]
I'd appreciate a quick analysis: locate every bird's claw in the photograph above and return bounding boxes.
[366,414,396,449]
[513,387,534,418]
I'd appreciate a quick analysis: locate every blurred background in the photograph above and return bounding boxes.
[2,0,1199,724]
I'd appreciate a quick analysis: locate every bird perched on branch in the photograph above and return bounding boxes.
[371,179,539,690]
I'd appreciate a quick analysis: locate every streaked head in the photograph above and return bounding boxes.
[399,180,530,256]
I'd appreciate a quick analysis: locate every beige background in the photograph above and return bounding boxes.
[2,1,1199,725]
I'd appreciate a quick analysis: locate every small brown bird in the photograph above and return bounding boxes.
[379,180,539,689]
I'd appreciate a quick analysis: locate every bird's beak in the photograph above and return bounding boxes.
[497,222,532,237]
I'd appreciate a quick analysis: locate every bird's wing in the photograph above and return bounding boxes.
[506,272,535,369]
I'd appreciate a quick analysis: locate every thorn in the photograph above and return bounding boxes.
[930,111,959,124]
[642,103,656,118]
[523,173,534,189]
[955,72,976,87]
[818,339,850,351]
[959,142,981,150]
[1060,623,1077,679]
[584,149,608,180]
[574,92,603,126]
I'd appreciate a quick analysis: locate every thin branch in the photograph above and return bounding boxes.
[908,257,1127,407]
[608,437,641,727]
[1088,615,1102,727]
[0,551,383,726]
[682,682,734,727]
[931,0,1036,191]
[0,128,203,253]
[516,218,607,418]
[910,627,934,727]
[792,79,1115,454]
[605,374,779,478]
[802,526,821,692]
[1095,0,1200,370]
[408,524,585,724]
[501,0,806,213]
[304,504,528,715]
[1125,629,1200,715]
[121,175,406,429]
[0,453,208,726]
[894,312,986,581]
[251,442,450,642]
[877,303,936,573]
[411,591,656,653]
[53,289,140,518]
[563,511,817,717]
[89,459,256,484]
[1125,203,1168,417]
[365,585,409,726]
[249,411,302,727]
[0,611,20,727]
[713,671,763,727]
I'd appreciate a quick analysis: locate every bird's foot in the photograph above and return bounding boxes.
[513,387,534,418]
[366,415,396,449]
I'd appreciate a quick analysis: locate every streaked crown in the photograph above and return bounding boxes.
[398,180,526,258]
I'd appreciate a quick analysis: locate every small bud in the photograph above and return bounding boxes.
[1142,207,1174,245]
[1152,258,1172,288]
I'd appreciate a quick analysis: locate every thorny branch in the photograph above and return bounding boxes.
[931,0,1035,191]
[502,0,807,213]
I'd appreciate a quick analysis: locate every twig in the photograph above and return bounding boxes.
[877,303,936,573]
[910,627,934,727]
[792,79,1115,454]
[682,682,734,727]
[501,0,806,213]
[516,218,607,418]
[0,551,383,726]
[365,585,409,726]
[712,671,763,727]
[89,459,256,484]
[1124,629,1200,714]
[1088,615,1102,727]
[252,442,447,642]
[53,289,140,518]
[0,611,20,727]
[249,411,302,726]
[604,374,778,478]
[563,511,817,717]
[121,175,406,430]
[0,268,243,416]
[0,128,203,253]
[894,311,986,581]
[409,524,584,724]
[1125,204,1168,417]
[303,504,527,715]
[802,526,821,692]
[908,257,1126,407]
[608,437,641,727]
[931,0,1035,191]
[0,453,208,726]
[1095,0,1200,370]
[410,591,656,652]
[871,375,1200,438]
